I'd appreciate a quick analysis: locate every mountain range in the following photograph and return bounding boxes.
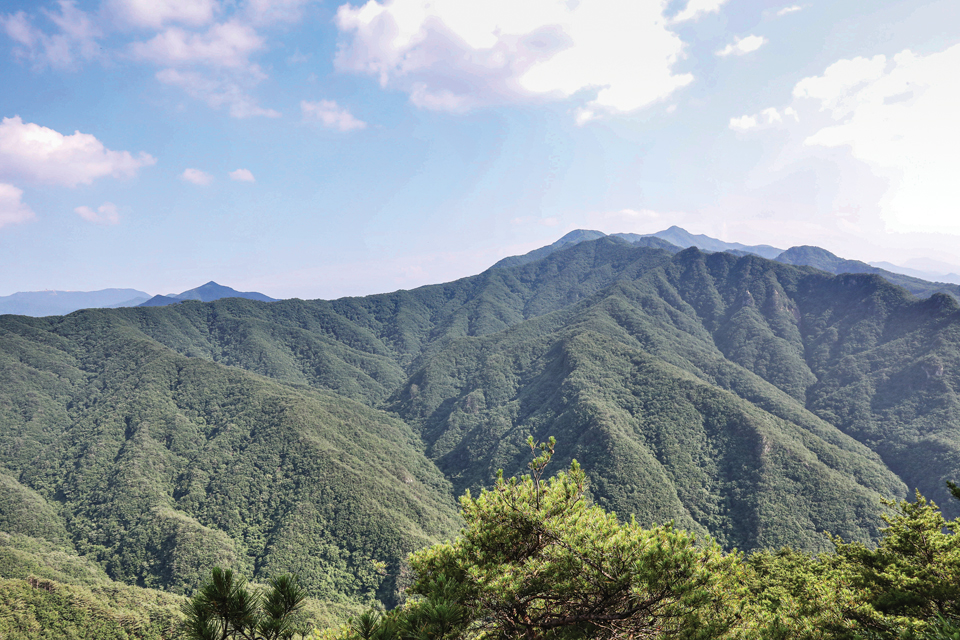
[0,288,150,317]
[0,282,277,317]
[4,228,959,318]
[3,231,960,628]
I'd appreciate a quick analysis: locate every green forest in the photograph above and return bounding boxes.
[1,236,960,637]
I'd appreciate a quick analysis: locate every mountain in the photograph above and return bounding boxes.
[776,245,960,299]
[0,288,150,317]
[139,281,277,307]
[491,229,610,268]
[497,229,960,302]
[870,260,960,286]
[493,226,779,269]
[3,235,960,614]
[632,225,783,259]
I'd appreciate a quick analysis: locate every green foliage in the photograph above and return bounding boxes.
[5,235,960,617]
[183,567,307,640]
[0,575,186,640]
[404,439,743,639]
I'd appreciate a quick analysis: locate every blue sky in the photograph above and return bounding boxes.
[1,0,958,299]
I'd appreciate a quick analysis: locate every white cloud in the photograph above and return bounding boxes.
[334,0,693,119]
[716,35,767,57]
[794,45,960,233]
[157,68,280,118]
[731,44,960,236]
[181,168,213,185]
[729,106,798,131]
[1,1,102,69]
[130,20,263,68]
[0,116,156,187]
[671,0,730,23]
[132,19,281,118]
[244,0,312,25]
[75,202,120,224]
[777,5,803,16]
[105,0,218,29]
[301,100,367,131]
[229,168,255,182]
[0,183,34,228]
[1,11,38,47]
[729,115,758,131]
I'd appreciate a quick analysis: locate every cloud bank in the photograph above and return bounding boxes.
[730,43,960,235]
[0,116,156,187]
[334,0,693,119]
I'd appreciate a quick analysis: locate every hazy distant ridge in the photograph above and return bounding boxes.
[139,281,277,307]
[0,289,150,317]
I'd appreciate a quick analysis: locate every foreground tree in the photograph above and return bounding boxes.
[831,490,960,638]
[183,567,307,640]
[403,437,744,639]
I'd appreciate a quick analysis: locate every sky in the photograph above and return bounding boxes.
[0,0,958,299]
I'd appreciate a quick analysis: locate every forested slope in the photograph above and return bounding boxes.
[1,236,960,617]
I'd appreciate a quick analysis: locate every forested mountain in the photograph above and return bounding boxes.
[2,235,960,620]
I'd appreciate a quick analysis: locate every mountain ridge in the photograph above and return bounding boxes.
[139,281,277,307]
[2,233,960,615]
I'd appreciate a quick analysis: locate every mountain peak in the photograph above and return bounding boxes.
[138,282,276,307]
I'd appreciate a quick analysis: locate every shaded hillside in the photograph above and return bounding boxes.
[0,312,459,603]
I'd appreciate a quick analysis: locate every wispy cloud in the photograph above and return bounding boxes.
[0,116,155,187]
[75,202,120,224]
[729,107,797,131]
[670,0,730,23]
[2,1,283,119]
[181,168,213,185]
[716,35,767,57]
[0,183,34,229]
[130,20,263,68]
[301,100,367,131]
[777,5,803,16]
[229,168,255,182]
[0,0,102,69]
[731,43,960,235]
[157,68,280,118]
[105,0,218,29]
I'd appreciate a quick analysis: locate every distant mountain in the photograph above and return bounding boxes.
[497,230,960,302]
[636,226,784,259]
[870,260,960,286]
[776,246,960,299]
[492,229,610,268]
[139,281,276,307]
[0,288,150,317]
[494,226,782,271]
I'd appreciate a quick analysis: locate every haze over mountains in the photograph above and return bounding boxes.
[0,282,276,316]
[0,288,151,317]
[4,227,960,318]
[2,232,960,623]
